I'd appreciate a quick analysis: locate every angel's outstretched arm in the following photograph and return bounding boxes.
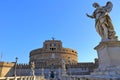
[86,13,94,19]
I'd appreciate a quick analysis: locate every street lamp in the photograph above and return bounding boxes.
[14,57,18,77]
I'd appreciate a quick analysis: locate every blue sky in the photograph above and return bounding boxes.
[0,0,120,63]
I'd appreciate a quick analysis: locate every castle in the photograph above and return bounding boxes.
[0,39,98,78]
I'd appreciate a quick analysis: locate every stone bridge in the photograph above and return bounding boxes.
[0,76,44,80]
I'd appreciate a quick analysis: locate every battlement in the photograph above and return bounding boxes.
[17,63,30,69]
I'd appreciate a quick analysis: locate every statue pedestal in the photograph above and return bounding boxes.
[90,41,120,79]
[95,41,120,68]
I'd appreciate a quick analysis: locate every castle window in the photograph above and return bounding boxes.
[50,43,55,47]
[50,48,56,51]
[52,43,54,46]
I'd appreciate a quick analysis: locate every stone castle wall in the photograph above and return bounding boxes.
[0,62,15,77]
[29,39,78,67]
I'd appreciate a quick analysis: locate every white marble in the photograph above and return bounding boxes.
[88,41,120,79]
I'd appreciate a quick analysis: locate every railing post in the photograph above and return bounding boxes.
[6,77,9,80]
[33,76,36,80]
[29,76,31,80]
[14,76,17,80]
[28,76,30,80]
[24,76,26,80]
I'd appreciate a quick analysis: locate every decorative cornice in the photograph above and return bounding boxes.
[94,41,120,50]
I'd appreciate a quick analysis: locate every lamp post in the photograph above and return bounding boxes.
[14,57,18,77]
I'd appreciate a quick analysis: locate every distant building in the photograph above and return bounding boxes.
[0,39,98,77]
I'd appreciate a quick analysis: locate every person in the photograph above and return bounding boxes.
[50,70,54,78]
[86,1,117,41]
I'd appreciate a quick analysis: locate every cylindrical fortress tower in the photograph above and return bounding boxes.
[29,39,78,68]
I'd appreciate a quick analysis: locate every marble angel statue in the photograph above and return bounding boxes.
[86,1,118,41]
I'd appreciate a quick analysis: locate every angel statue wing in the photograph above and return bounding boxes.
[104,1,113,12]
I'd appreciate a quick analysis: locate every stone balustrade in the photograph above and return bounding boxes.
[0,76,44,80]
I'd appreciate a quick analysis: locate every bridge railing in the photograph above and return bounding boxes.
[0,76,44,80]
